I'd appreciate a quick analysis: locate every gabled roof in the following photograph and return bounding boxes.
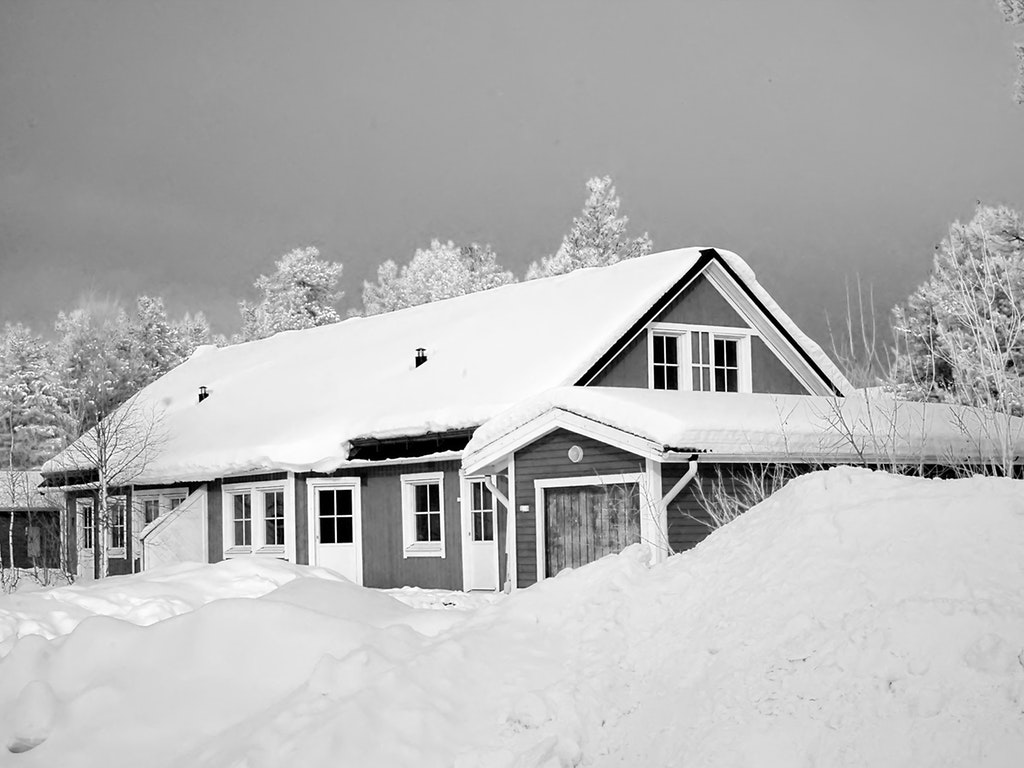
[43,247,849,483]
[463,387,1024,474]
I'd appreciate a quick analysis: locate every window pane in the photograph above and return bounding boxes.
[428,483,440,511]
[319,514,336,545]
[702,369,711,391]
[144,499,160,523]
[664,336,678,365]
[415,484,428,512]
[336,489,352,517]
[653,367,665,389]
[480,484,492,509]
[666,367,678,390]
[725,339,738,367]
[726,369,739,392]
[473,511,483,540]
[169,497,184,510]
[428,512,441,541]
[416,512,429,542]
[319,489,335,518]
[337,516,353,544]
[715,369,726,392]
[482,510,494,541]
[653,335,665,364]
[234,494,251,546]
[701,332,709,360]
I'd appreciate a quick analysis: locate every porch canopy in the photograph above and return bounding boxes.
[463,387,1024,475]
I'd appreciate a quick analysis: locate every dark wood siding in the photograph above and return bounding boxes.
[310,460,465,589]
[590,332,646,387]
[654,273,749,328]
[294,475,309,565]
[206,480,223,563]
[751,337,808,394]
[0,510,61,569]
[513,429,645,588]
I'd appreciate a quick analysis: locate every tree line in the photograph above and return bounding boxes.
[0,176,652,471]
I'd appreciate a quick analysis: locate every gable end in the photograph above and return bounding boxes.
[576,248,844,396]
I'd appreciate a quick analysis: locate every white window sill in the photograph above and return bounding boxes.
[403,543,445,559]
[223,546,252,558]
[109,548,126,559]
[256,545,286,557]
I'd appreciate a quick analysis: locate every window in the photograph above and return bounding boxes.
[221,480,291,558]
[649,324,751,393]
[232,493,252,547]
[109,497,126,552]
[264,490,285,547]
[470,480,494,542]
[317,488,354,544]
[135,489,190,528]
[401,472,445,557]
[78,498,94,550]
[652,334,679,390]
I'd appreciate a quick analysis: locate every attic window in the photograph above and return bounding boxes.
[648,324,753,393]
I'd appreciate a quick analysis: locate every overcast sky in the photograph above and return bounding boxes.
[2,0,1023,344]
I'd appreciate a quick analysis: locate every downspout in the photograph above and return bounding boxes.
[482,474,511,594]
[658,459,699,547]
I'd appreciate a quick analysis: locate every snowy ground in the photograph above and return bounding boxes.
[2,467,1023,767]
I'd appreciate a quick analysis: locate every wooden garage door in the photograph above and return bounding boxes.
[544,483,640,577]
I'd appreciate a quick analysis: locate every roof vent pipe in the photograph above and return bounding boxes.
[415,348,427,368]
[198,386,209,403]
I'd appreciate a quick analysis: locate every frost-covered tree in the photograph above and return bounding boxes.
[357,240,516,316]
[996,0,1024,103]
[526,176,653,280]
[0,325,64,470]
[890,205,1024,454]
[239,247,344,341]
[128,297,210,390]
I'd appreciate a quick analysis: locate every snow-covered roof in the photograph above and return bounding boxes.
[463,387,1024,470]
[42,247,849,483]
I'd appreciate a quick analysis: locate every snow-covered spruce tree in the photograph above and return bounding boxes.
[356,240,516,317]
[890,205,1024,472]
[239,246,344,341]
[526,176,653,280]
[0,324,65,470]
[128,297,210,392]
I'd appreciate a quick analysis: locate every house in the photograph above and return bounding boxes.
[40,247,1023,587]
[0,470,63,572]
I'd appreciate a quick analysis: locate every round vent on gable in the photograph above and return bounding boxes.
[567,445,584,464]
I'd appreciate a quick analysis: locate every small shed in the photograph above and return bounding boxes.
[0,470,62,569]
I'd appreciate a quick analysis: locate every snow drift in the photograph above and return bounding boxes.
[2,468,1023,766]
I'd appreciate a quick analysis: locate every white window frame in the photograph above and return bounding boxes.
[647,323,754,393]
[134,487,190,526]
[108,495,127,558]
[221,478,294,560]
[77,496,95,554]
[401,471,446,558]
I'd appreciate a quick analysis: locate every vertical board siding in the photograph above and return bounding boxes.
[514,429,645,588]
[308,460,465,590]
[663,463,789,553]
[0,510,61,569]
[206,480,223,562]
[293,474,309,565]
[751,337,807,394]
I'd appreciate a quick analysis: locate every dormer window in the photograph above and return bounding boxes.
[649,324,752,393]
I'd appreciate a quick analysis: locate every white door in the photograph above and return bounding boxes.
[309,480,362,584]
[463,477,498,591]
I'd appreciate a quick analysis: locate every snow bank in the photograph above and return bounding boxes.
[3,469,1023,766]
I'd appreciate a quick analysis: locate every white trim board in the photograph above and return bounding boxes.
[464,409,662,477]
